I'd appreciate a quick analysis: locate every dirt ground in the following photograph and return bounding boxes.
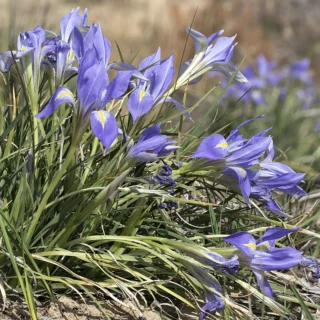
[0,295,162,320]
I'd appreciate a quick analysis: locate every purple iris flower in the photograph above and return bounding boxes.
[178,27,247,86]
[288,59,313,85]
[221,55,283,105]
[0,26,46,73]
[192,116,306,216]
[196,271,224,320]
[44,39,72,88]
[225,227,302,298]
[192,116,271,204]
[117,48,191,122]
[296,87,315,109]
[72,22,111,64]
[60,7,88,43]
[223,66,265,105]
[36,27,132,150]
[222,55,316,109]
[183,259,226,320]
[127,124,178,162]
[249,140,307,199]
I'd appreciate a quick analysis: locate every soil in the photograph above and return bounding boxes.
[0,295,162,320]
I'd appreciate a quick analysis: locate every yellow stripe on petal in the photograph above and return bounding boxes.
[98,111,105,128]
[139,90,145,101]
[240,168,246,178]
[56,90,74,100]
[217,141,228,148]
[246,243,256,250]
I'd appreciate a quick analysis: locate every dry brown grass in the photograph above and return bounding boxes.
[0,0,319,81]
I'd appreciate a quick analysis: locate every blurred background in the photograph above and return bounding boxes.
[0,0,319,176]
[1,0,319,74]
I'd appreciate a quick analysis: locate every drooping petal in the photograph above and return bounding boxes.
[90,111,118,150]
[127,88,154,122]
[15,47,35,59]
[36,87,75,118]
[222,166,251,204]
[192,134,229,161]
[257,162,306,190]
[224,231,256,258]
[260,198,291,218]
[252,270,274,298]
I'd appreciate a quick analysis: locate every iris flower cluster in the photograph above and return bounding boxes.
[192,115,306,217]
[0,8,245,160]
[222,55,316,109]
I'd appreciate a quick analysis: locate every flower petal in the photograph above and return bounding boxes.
[104,70,133,104]
[127,88,154,122]
[186,26,208,54]
[257,227,299,245]
[36,87,75,118]
[224,231,256,258]
[90,111,118,150]
[60,7,81,42]
[192,134,229,161]
[139,47,161,72]
[222,166,251,204]
[150,54,174,99]
[0,51,15,73]
[252,270,274,298]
